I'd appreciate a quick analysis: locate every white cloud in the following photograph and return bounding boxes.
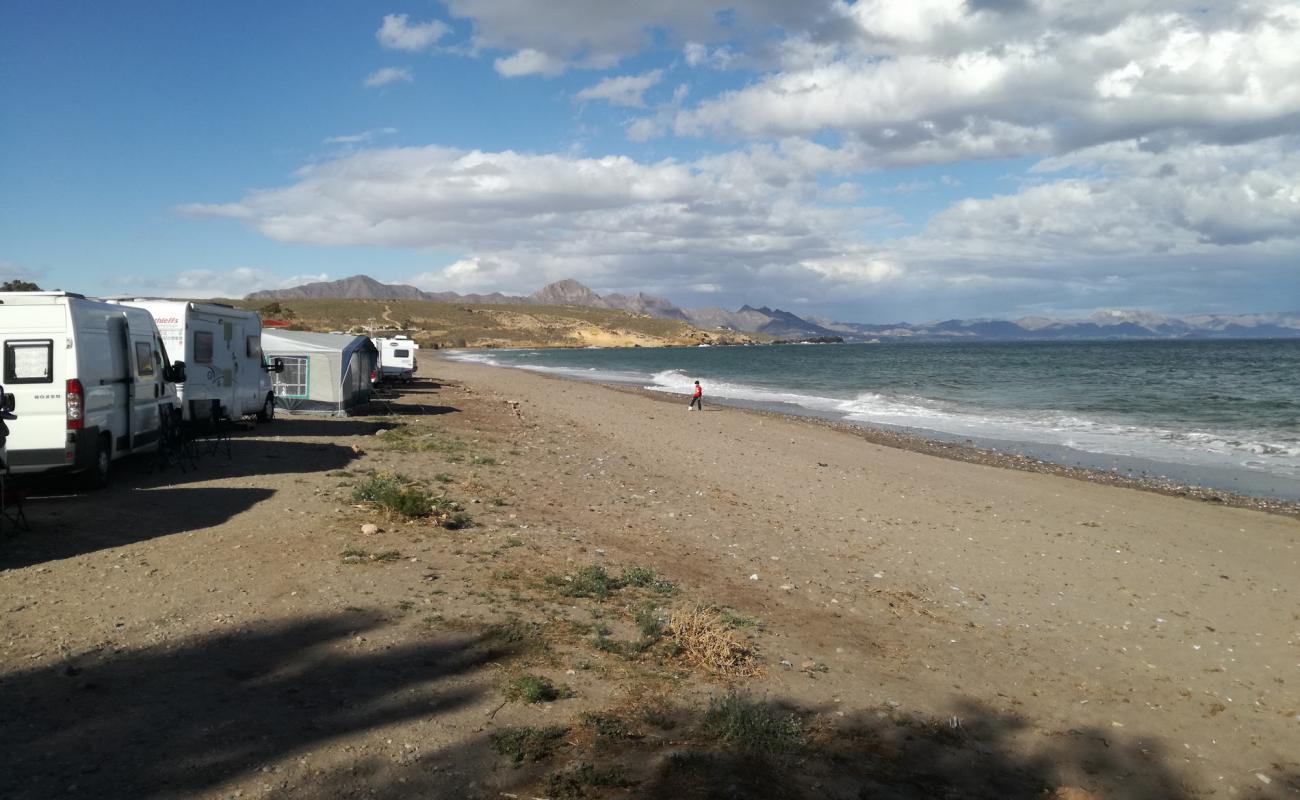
[105,269,331,299]
[376,14,449,52]
[183,130,1300,317]
[575,69,663,108]
[408,257,528,293]
[670,3,1300,167]
[682,41,735,69]
[683,41,708,66]
[324,127,398,145]
[364,67,413,88]
[493,49,568,77]
[625,117,662,142]
[181,144,895,302]
[445,0,830,75]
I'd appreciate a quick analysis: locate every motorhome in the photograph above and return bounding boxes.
[112,300,278,422]
[0,292,184,486]
[374,335,419,382]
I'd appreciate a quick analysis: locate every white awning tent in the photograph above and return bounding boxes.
[261,330,378,416]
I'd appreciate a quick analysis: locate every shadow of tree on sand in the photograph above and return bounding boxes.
[0,610,516,800]
[252,692,1208,800]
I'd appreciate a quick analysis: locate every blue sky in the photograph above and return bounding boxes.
[3,1,1298,322]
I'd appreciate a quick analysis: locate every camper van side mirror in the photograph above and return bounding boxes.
[165,361,187,384]
[266,357,285,373]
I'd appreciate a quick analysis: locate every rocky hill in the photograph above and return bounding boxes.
[234,297,763,349]
[246,275,1300,342]
[246,275,429,301]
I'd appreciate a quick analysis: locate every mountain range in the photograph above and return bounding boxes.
[246,275,1300,340]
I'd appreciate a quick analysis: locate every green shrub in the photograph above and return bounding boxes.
[622,566,678,595]
[545,763,636,798]
[583,712,634,740]
[489,725,568,764]
[442,511,473,530]
[352,472,455,520]
[506,674,567,704]
[700,691,803,753]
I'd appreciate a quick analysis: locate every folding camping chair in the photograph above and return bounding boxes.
[151,405,197,474]
[193,400,233,460]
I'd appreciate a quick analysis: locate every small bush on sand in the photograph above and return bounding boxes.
[351,473,433,518]
[666,607,759,677]
[489,725,568,764]
[582,712,635,740]
[353,472,469,526]
[545,763,636,798]
[701,691,803,753]
[559,565,620,599]
[340,548,403,564]
[548,564,677,600]
[506,674,567,704]
[483,618,544,648]
[622,566,678,595]
[375,424,466,457]
[442,511,473,530]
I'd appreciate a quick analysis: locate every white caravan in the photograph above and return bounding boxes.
[0,292,184,486]
[113,300,278,423]
[374,335,419,382]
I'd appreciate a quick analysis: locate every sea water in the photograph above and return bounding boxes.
[448,340,1300,500]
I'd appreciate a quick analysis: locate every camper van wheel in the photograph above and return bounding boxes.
[79,434,111,490]
[257,395,275,423]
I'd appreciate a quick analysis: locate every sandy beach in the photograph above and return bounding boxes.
[2,357,1297,799]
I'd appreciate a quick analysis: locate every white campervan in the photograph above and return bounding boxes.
[374,335,419,382]
[113,300,278,423]
[0,292,183,486]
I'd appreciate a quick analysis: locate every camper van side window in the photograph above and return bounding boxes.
[273,355,308,398]
[134,341,155,377]
[246,336,261,360]
[394,349,410,358]
[4,340,54,384]
[194,331,214,363]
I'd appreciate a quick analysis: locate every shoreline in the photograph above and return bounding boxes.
[443,353,1300,519]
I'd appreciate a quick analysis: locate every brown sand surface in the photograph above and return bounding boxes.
[2,357,1297,799]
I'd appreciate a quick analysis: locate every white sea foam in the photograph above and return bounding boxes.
[644,370,1300,480]
[444,350,503,366]
[451,353,1300,485]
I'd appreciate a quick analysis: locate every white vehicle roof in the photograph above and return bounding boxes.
[106,298,262,321]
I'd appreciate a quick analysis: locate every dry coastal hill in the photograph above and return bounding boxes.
[245,275,839,342]
[233,294,764,349]
[246,274,1300,343]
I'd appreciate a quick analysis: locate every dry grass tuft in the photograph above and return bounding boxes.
[666,607,759,677]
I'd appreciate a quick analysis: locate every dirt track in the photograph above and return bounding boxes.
[2,364,1297,799]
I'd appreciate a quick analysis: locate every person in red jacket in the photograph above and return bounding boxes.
[688,380,703,411]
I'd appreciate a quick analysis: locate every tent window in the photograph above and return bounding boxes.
[194,331,214,364]
[273,355,309,398]
[4,340,53,384]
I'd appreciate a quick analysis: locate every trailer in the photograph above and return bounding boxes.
[0,292,184,486]
[374,335,419,382]
[112,300,278,423]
